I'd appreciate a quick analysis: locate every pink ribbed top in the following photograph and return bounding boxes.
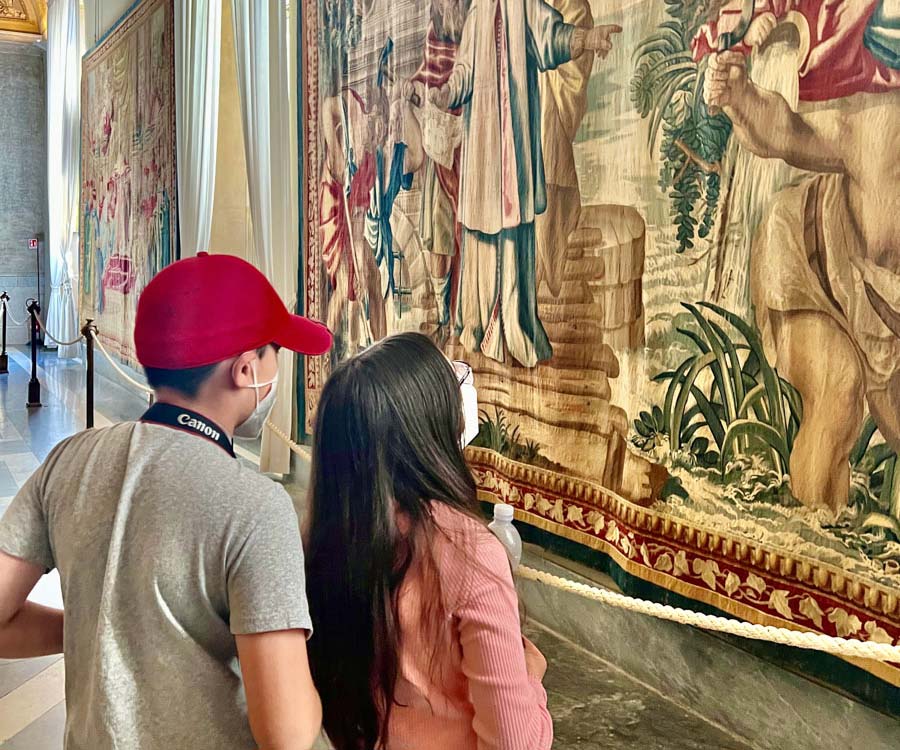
[387,504,553,750]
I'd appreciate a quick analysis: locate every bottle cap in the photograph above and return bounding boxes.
[493,503,514,522]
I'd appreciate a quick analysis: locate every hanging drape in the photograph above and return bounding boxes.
[175,0,222,257]
[231,0,300,475]
[45,0,83,359]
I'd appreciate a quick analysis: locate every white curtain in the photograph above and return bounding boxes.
[45,0,83,359]
[231,0,299,475]
[175,0,222,257]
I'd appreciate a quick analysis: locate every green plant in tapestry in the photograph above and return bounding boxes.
[630,2,732,252]
[634,302,802,475]
[850,417,900,539]
[471,407,564,473]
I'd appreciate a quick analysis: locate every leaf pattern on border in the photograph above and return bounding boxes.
[799,596,824,629]
[864,620,893,645]
[692,558,720,590]
[828,608,862,637]
[724,572,741,596]
[674,550,690,577]
[768,590,793,621]
[655,553,674,573]
[746,573,766,595]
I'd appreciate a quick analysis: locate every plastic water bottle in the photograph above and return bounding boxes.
[488,503,522,568]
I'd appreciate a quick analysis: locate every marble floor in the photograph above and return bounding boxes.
[0,347,751,748]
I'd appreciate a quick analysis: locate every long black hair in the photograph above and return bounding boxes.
[305,332,480,750]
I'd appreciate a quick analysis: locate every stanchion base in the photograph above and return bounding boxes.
[27,379,41,408]
[0,353,7,374]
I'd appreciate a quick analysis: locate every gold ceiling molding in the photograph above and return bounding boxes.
[0,0,45,36]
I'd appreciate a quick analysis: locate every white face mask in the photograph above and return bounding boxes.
[461,382,479,447]
[234,361,279,439]
[456,363,479,448]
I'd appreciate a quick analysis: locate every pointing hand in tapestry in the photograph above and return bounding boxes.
[571,23,623,61]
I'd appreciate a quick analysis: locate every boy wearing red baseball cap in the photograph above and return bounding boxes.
[0,253,332,750]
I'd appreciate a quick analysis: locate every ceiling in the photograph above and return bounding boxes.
[0,0,45,38]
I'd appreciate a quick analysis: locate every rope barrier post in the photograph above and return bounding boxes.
[26,298,41,408]
[82,319,95,429]
[0,292,9,375]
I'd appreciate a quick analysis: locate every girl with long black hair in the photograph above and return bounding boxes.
[305,332,552,750]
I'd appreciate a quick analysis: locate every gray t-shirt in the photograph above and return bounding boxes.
[0,422,312,750]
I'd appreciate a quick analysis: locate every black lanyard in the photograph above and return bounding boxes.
[140,403,235,457]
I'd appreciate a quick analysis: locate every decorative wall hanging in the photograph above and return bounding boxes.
[81,0,177,364]
[300,0,900,699]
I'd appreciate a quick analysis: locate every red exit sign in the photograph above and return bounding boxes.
[28,239,38,249]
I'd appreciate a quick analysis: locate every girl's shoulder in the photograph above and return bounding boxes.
[429,502,513,611]
[430,502,500,553]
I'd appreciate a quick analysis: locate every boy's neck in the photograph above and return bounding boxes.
[151,390,240,437]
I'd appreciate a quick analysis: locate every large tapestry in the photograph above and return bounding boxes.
[80,0,177,364]
[301,0,900,696]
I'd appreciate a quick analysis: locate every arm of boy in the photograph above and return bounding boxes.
[228,489,322,750]
[0,466,63,658]
[237,630,322,750]
[0,552,63,658]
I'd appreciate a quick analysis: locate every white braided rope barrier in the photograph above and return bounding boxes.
[265,419,311,457]
[35,313,84,348]
[88,330,154,396]
[517,565,900,662]
[1,301,26,327]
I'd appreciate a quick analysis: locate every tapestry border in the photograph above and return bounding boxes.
[300,0,325,434]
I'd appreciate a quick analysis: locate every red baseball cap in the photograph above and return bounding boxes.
[135,252,333,369]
